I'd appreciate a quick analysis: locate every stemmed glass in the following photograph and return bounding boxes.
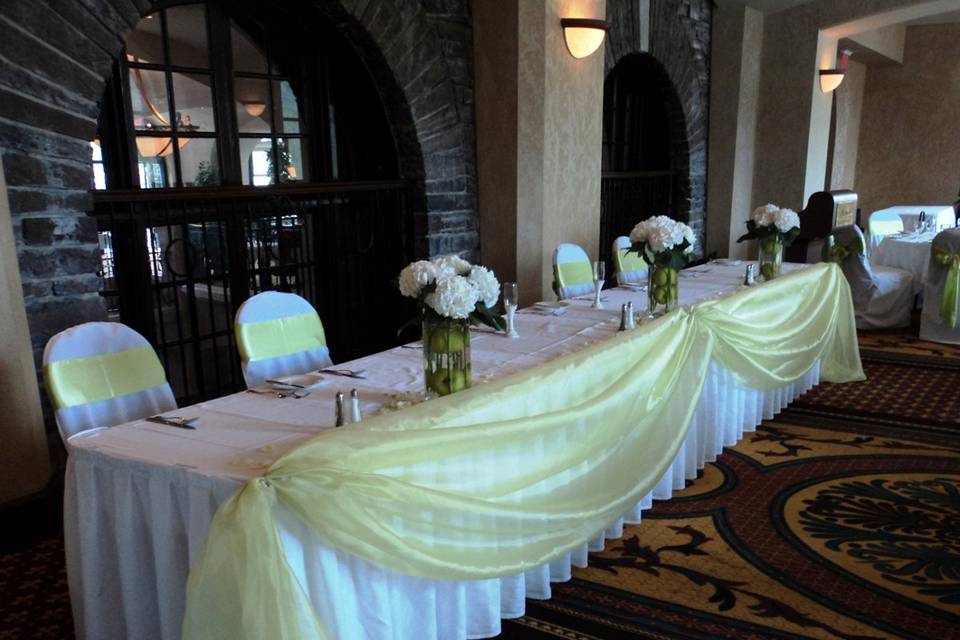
[503,282,519,338]
[592,261,605,309]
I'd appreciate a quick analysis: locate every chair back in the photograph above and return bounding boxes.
[923,228,960,330]
[235,291,332,387]
[43,322,176,443]
[612,236,647,285]
[552,243,594,300]
[830,225,877,307]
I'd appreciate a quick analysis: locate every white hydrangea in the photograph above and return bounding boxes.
[772,208,800,233]
[752,203,780,227]
[425,275,480,319]
[398,260,437,298]
[432,254,472,279]
[629,215,696,254]
[467,265,500,308]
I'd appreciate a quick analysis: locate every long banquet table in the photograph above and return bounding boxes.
[65,261,841,640]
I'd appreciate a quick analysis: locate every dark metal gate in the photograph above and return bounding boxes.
[92,180,411,404]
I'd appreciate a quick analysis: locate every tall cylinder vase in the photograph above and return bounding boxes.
[647,265,679,315]
[422,317,471,396]
[758,237,783,281]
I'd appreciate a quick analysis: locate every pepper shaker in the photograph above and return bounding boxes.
[626,301,636,330]
[744,264,756,286]
[618,303,630,331]
[334,392,345,427]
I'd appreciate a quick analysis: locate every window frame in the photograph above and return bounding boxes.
[99,1,321,191]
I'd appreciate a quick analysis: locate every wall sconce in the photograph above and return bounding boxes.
[243,102,267,118]
[819,49,852,92]
[560,18,608,59]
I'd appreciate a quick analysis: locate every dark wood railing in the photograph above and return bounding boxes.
[91,180,411,405]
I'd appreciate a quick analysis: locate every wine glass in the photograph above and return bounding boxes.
[592,261,605,308]
[503,282,519,338]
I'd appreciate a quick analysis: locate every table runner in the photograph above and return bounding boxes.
[181,262,862,640]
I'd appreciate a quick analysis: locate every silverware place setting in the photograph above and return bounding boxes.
[246,388,311,399]
[318,368,367,379]
[145,415,199,429]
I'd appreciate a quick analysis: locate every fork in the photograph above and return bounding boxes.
[318,368,367,379]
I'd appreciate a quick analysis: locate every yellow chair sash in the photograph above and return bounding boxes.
[44,346,166,409]
[932,246,960,328]
[237,311,327,363]
[554,261,594,288]
[830,236,863,262]
[616,248,646,275]
[182,263,864,640]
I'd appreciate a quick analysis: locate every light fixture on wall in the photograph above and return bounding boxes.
[560,18,608,59]
[819,49,852,93]
[242,101,267,118]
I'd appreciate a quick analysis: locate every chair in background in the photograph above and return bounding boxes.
[919,228,960,344]
[612,236,648,286]
[552,243,595,300]
[43,322,176,443]
[831,224,913,329]
[235,291,332,387]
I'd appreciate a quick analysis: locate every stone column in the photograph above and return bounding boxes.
[0,154,51,505]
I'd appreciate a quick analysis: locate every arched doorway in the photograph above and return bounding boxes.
[93,1,409,403]
[599,53,690,268]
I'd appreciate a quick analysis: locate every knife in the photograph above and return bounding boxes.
[146,415,199,430]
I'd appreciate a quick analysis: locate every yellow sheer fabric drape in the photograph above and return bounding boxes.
[183,263,863,640]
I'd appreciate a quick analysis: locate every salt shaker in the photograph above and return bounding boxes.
[744,264,756,286]
[334,392,345,427]
[349,389,362,423]
[619,303,631,331]
[626,301,636,330]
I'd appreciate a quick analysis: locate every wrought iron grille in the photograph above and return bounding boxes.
[599,171,675,267]
[92,180,412,405]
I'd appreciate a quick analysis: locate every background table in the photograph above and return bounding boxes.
[867,205,954,253]
[871,230,936,295]
[65,261,820,640]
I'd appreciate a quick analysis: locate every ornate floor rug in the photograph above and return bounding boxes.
[499,330,960,640]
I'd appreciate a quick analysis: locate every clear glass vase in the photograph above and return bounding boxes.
[647,265,679,315]
[758,237,783,281]
[422,318,471,397]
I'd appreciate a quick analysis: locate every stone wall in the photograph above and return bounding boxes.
[605,0,712,245]
[0,0,479,381]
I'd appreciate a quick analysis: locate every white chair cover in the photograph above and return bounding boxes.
[919,228,960,344]
[43,322,176,444]
[235,291,333,387]
[832,225,913,329]
[552,243,595,300]
[612,236,648,285]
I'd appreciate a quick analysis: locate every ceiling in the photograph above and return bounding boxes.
[735,0,815,13]
[906,9,960,24]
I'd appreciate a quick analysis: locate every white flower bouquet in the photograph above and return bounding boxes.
[398,255,504,396]
[398,255,505,330]
[628,215,697,270]
[736,203,801,246]
[628,215,696,312]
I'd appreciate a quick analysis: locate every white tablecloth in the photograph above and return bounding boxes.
[65,262,820,640]
[871,231,936,295]
[867,206,954,253]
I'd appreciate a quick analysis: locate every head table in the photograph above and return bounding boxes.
[64,260,860,640]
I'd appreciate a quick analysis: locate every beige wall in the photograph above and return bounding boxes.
[748,0,951,213]
[828,59,866,190]
[475,0,605,303]
[855,24,960,215]
[0,155,51,505]
[707,1,763,259]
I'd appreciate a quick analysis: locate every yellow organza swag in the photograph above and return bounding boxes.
[183,263,863,640]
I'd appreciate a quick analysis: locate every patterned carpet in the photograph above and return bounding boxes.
[498,331,960,640]
[1,330,957,640]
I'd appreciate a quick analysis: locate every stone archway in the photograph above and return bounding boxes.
[604,0,711,245]
[0,0,478,362]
